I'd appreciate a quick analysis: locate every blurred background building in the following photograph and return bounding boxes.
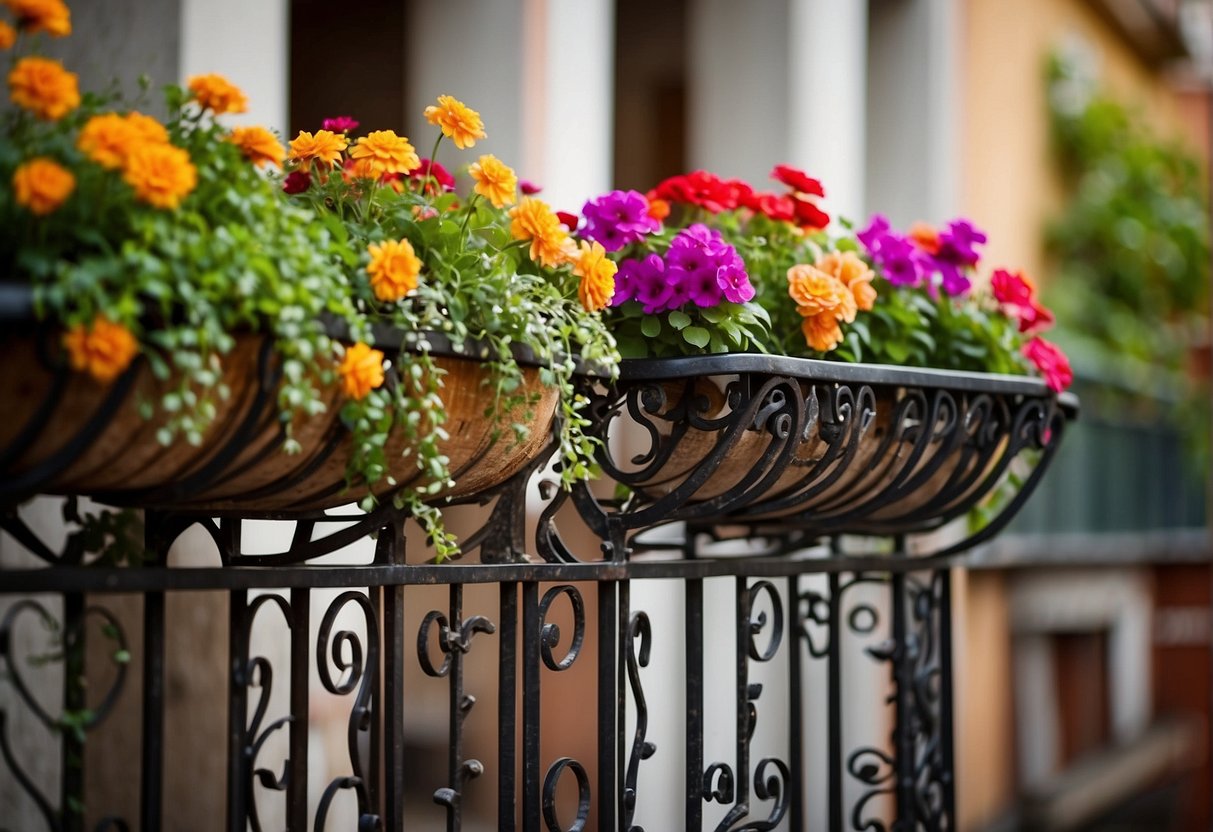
[4,0,1210,829]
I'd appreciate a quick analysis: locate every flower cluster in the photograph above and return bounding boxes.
[649,165,830,230]
[580,189,662,251]
[786,252,875,352]
[858,215,986,296]
[612,224,751,313]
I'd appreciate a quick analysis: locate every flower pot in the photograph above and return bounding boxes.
[0,314,558,515]
[591,354,1077,539]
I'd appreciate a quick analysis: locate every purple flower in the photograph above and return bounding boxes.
[614,255,670,314]
[937,219,986,267]
[322,115,359,133]
[717,261,755,303]
[668,265,723,307]
[857,214,893,255]
[581,189,662,252]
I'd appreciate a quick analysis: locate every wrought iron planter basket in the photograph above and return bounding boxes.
[554,353,1077,561]
[0,285,557,516]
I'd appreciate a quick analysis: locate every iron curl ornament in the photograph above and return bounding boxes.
[542,353,1077,559]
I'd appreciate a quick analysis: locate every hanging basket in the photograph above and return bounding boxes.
[0,293,558,516]
[586,353,1078,541]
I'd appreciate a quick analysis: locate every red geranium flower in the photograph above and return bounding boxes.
[282,170,311,194]
[742,190,796,223]
[1023,337,1073,392]
[556,210,580,230]
[771,164,825,197]
[791,193,829,230]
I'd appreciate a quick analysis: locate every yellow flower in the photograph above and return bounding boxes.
[348,130,420,178]
[366,238,421,302]
[187,73,248,114]
[423,94,487,150]
[228,125,285,168]
[468,154,517,208]
[13,157,74,215]
[5,0,70,36]
[287,129,348,169]
[801,312,844,353]
[63,316,139,383]
[0,20,16,48]
[573,240,616,312]
[786,263,855,322]
[508,197,572,268]
[815,251,876,312]
[338,342,385,400]
[8,56,79,120]
[123,143,198,209]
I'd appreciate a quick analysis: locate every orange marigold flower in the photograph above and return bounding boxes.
[288,129,348,169]
[6,0,70,36]
[13,157,74,215]
[123,143,198,209]
[787,263,853,321]
[907,222,941,255]
[508,197,573,268]
[815,251,877,312]
[348,130,420,178]
[647,198,670,221]
[187,73,248,115]
[0,21,16,48]
[573,240,617,312]
[79,112,169,170]
[227,125,285,168]
[63,316,139,383]
[8,56,78,120]
[802,312,844,353]
[366,238,422,302]
[469,154,517,208]
[423,94,487,150]
[338,342,385,400]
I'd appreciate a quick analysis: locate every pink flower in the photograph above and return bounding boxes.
[991,268,1055,333]
[322,116,359,133]
[1023,337,1073,392]
[409,157,455,192]
[282,170,311,194]
[520,179,542,195]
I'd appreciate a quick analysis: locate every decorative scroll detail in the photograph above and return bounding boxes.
[313,591,381,832]
[542,757,592,832]
[704,579,790,832]
[0,599,129,830]
[538,585,585,671]
[418,586,496,823]
[622,612,655,832]
[240,594,293,832]
[847,748,896,832]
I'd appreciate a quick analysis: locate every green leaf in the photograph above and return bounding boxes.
[640,316,661,337]
[668,310,692,330]
[682,326,710,348]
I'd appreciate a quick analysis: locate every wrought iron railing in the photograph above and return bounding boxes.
[0,348,1076,830]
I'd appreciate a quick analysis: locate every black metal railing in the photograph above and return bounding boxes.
[0,353,1076,830]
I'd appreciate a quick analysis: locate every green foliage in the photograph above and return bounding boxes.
[1045,51,1210,370]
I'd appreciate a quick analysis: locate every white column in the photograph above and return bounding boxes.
[180,0,289,133]
[787,0,870,224]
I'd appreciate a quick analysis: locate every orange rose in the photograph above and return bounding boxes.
[6,0,70,36]
[0,21,16,48]
[63,316,139,382]
[802,312,844,353]
[815,251,877,312]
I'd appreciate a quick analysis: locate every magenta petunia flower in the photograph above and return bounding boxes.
[520,179,542,195]
[322,115,360,133]
[717,261,755,303]
[937,219,987,267]
[581,189,662,252]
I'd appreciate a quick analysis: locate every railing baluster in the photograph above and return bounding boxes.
[521,581,540,832]
[498,581,518,832]
[140,589,165,831]
[685,577,703,832]
[287,587,309,831]
[227,588,249,831]
[787,574,804,831]
[601,579,619,830]
[828,571,843,832]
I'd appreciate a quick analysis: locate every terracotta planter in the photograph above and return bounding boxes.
[0,318,557,515]
[592,354,1077,539]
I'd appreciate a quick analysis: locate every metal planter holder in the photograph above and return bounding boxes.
[0,328,1077,830]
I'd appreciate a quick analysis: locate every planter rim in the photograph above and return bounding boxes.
[619,353,1079,415]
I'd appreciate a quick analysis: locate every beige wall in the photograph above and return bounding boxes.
[961,0,1198,286]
